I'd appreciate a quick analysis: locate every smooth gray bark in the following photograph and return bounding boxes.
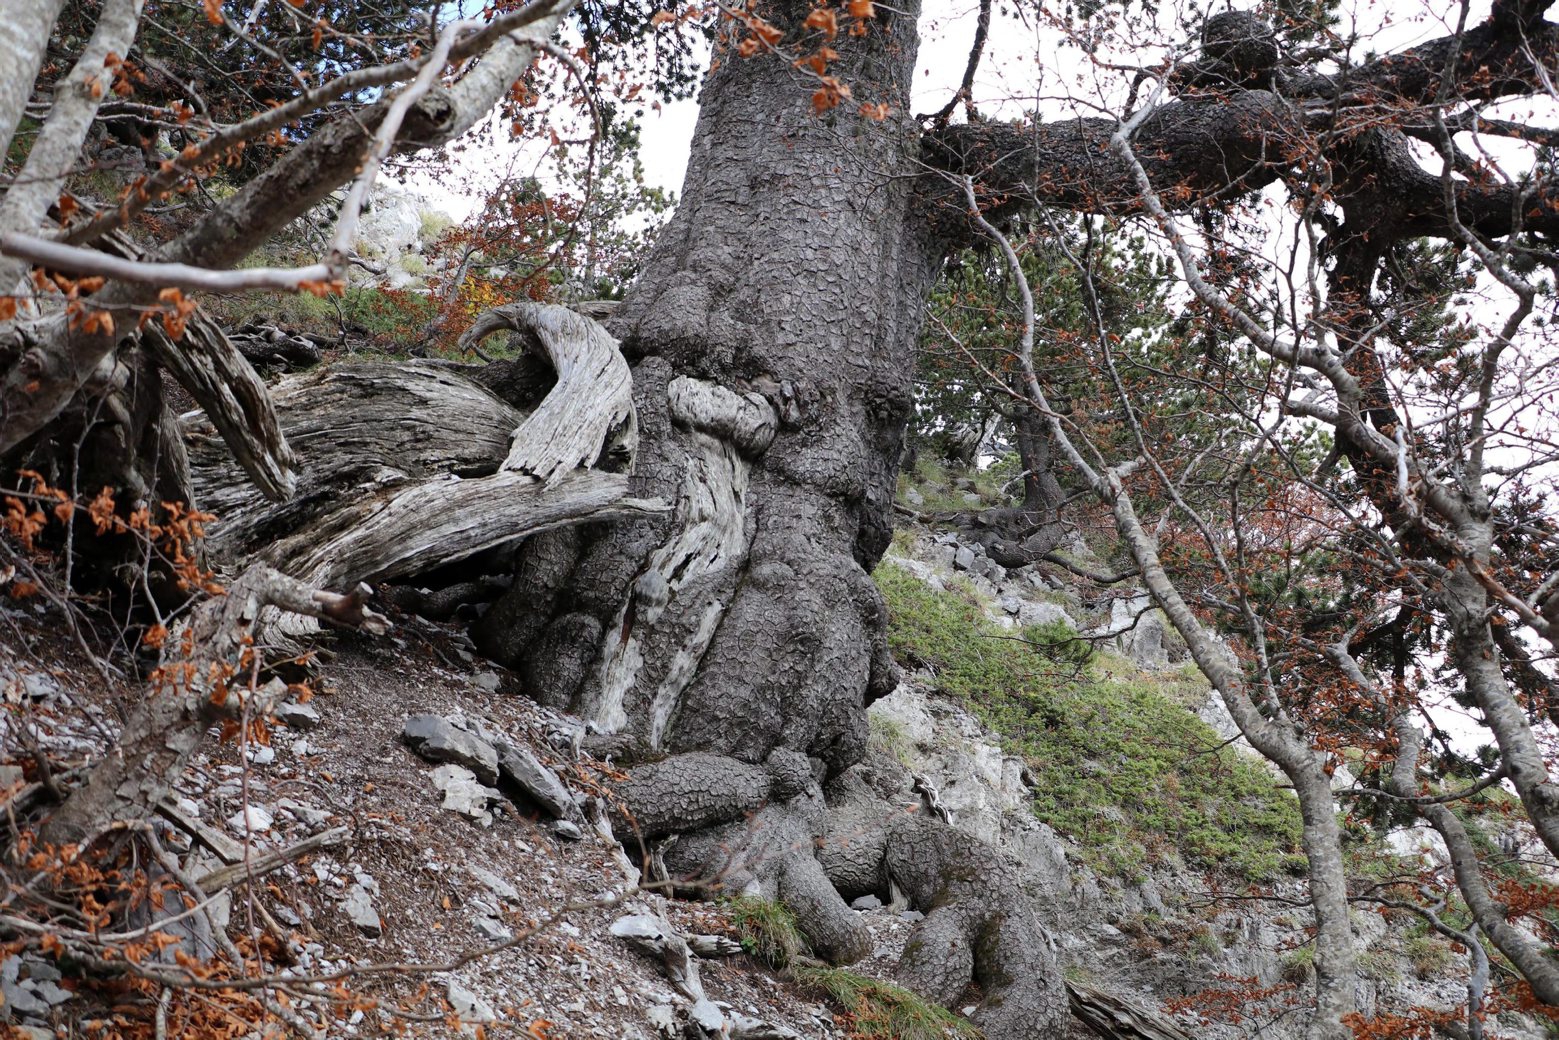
[0,0,145,293]
[0,0,68,179]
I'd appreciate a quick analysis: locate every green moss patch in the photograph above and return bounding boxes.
[874,562,1303,882]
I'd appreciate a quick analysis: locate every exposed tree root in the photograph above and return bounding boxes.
[607,750,1069,1039]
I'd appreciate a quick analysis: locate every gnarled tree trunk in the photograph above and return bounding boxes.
[468,4,1068,1034]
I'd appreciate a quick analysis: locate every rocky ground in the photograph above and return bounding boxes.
[0,505,1542,1039]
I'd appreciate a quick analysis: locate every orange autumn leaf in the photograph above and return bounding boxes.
[528,1021,554,1039]
[804,8,838,38]
[749,17,782,46]
[299,278,344,297]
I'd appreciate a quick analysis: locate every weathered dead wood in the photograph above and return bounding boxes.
[40,565,389,846]
[266,468,665,590]
[229,323,324,369]
[195,826,349,891]
[458,302,636,484]
[92,230,297,501]
[156,800,247,864]
[188,360,526,562]
[1067,980,1194,1040]
[186,360,666,590]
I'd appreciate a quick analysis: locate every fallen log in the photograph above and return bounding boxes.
[1067,979,1194,1040]
[183,305,665,633]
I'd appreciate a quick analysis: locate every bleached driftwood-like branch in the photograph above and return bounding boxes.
[459,302,637,484]
[187,305,660,625]
[269,468,663,589]
[92,230,298,500]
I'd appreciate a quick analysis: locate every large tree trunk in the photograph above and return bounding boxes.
[468,5,1067,1035]
[476,4,940,766]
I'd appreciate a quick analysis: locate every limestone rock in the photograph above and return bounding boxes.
[342,884,382,936]
[497,742,578,820]
[430,763,500,825]
[403,714,500,786]
[1017,600,1077,631]
[226,804,274,834]
[275,700,321,730]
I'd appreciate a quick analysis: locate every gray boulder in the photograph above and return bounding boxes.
[402,714,499,785]
[497,743,579,821]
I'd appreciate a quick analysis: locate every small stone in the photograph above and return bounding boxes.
[552,819,583,841]
[953,546,976,571]
[975,556,1006,582]
[647,1005,679,1036]
[430,764,499,825]
[690,999,726,1034]
[999,596,1022,615]
[1018,601,1077,630]
[473,916,513,942]
[961,492,982,505]
[471,671,502,693]
[29,979,72,1006]
[467,865,519,902]
[904,487,925,507]
[342,884,381,937]
[0,764,24,790]
[246,746,276,766]
[850,894,883,910]
[403,715,499,786]
[275,701,322,730]
[276,797,333,827]
[226,805,274,834]
[899,909,925,923]
[447,980,497,1025]
[2,668,60,701]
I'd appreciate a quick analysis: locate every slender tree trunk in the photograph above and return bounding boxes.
[0,0,67,174]
[1009,377,1064,516]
